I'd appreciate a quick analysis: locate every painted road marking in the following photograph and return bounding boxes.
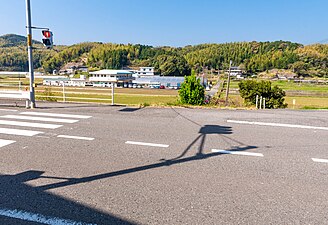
[0,127,43,136]
[312,158,328,163]
[0,119,62,129]
[227,120,328,131]
[0,139,15,147]
[1,115,78,123]
[57,135,95,141]
[211,149,264,157]
[0,109,18,112]
[125,141,169,148]
[21,111,92,119]
[0,208,96,225]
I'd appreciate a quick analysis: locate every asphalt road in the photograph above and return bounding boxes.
[0,101,328,224]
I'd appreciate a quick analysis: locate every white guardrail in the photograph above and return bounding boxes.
[0,90,30,107]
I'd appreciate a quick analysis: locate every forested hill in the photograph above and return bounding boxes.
[0,34,327,77]
[0,34,42,47]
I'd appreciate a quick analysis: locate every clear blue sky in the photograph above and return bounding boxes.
[0,0,327,46]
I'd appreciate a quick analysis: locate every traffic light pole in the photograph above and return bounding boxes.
[25,0,36,108]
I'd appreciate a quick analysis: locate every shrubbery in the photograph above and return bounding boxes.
[178,75,205,105]
[238,80,287,108]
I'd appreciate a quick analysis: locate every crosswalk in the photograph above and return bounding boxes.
[0,111,92,148]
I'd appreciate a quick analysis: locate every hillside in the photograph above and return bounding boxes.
[0,34,327,78]
[0,34,42,47]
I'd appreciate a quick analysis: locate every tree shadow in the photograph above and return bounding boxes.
[0,171,136,225]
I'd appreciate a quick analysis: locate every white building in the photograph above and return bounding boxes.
[89,69,134,87]
[66,75,87,87]
[134,67,155,77]
[227,67,243,77]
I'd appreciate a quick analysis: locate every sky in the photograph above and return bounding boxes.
[0,0,327,47]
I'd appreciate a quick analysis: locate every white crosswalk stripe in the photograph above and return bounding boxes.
[0,111,92,148]
[0,127,43,136]
[0,120,62,129]
[20,112,92,119]
[0,139,15,147]
[0,115,79,123]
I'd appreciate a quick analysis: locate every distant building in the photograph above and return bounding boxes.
[133,76,185,88]
[67,75,87,87]
[133,67,155,77]
[226,67,243,77]
[59,63,89,75]
[43,76,69,86]
[89,69,134,87]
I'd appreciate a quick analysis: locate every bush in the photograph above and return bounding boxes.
[238,80,287,108]
[179,75,205,105]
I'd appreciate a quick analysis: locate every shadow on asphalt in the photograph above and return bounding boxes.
[0,171,136,225]
[119,107,143,112]
[28,123,256,192]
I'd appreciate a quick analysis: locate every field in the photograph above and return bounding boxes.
[0,77,327,109]
[226,80,328,109]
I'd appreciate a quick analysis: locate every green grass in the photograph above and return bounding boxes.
[35,89,178,106]
[272,80,328,92]
[285,96,328,109]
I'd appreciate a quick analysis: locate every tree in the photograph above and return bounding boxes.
[179,74,205,105]
[154,55,191,76]
[238,80,287,108]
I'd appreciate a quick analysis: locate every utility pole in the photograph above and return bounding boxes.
[225,60,232,105]
[25,0,35,108]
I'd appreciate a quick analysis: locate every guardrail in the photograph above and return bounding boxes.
[0,90,30,107]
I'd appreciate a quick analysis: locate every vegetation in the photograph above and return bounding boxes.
[238,80,287,108]
[179,73,205,105]
[1,34,327,78]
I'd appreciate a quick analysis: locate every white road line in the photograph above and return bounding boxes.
[227,120,328,131]
[125,141,169,148]
[312,158,328,163]
[0,127,43,136]
[57,135,95,141]
[211,149,264,157]
[0,208,96,225]
[0,139,15,147]
[0,109,18,112]
[1,115,78,123]
[21,111,92,119]
[0,120,62,129]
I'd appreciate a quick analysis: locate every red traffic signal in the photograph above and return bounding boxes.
[42,30,51,38]
[41,30,53,49]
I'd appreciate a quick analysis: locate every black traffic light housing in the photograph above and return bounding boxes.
[41,30,53,49]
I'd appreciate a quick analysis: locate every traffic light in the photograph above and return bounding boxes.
[41,30,53,49]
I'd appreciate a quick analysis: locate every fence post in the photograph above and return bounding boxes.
[259,96,262,109]
[263,98,266,109]
[62,82,66,103]
[256,95,259,109]
[111,82,114,106]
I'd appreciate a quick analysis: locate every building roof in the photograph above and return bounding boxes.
[90,69,133,75]
[133,76,185,84]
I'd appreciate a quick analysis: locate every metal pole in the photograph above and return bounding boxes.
[26,0,35,108]
[225,60,232,105]
[111,82,114,106]
[62,82,65,102]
